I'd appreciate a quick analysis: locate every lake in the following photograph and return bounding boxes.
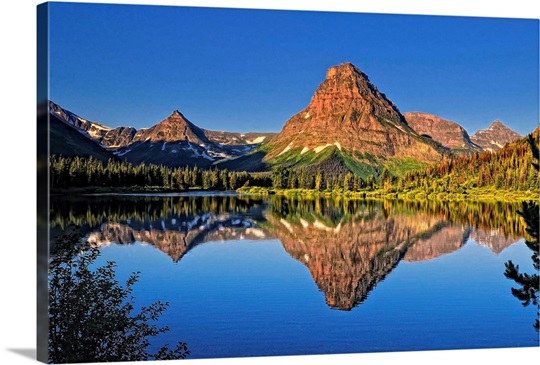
[49,194,538,359]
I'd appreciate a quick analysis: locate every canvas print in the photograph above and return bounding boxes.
[37,2,539,363]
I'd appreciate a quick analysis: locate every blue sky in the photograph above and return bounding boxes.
[48,2,538,135]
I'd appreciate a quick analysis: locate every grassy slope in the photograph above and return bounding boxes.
[267,144,429,179]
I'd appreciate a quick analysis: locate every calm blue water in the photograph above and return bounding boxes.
[51,196,539,359]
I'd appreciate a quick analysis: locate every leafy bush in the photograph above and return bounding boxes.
[48,234,190,363]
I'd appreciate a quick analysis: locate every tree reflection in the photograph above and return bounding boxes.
[50,195,269,262]
[50,194,526,312]
[50,195,265,230]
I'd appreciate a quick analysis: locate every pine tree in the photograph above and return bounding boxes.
[504,133,539,333]
[343,172,352,192]
[314,169,323,191]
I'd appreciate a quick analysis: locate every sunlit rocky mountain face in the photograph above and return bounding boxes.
[262,63,446,175]
[50,196,525,311]
[470,120,523,152]
[49,62,523,172]
[403,112,482,154]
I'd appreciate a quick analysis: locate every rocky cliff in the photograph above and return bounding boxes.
[403,112,481,153]
[265,63,445,166]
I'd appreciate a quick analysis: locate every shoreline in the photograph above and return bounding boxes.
[236,186,539,202]
[50,185,538,202]
[50,186,540,202]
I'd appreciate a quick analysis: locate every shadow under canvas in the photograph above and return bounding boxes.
[7,348,36,360]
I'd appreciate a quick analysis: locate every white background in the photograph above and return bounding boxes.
[0,1,538,364]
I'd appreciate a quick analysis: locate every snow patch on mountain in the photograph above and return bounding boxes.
[277,142,294,156]
[246,136,266,144]
[314,144,332,153]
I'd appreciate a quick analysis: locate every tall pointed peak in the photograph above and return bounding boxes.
[325,62,367,81]
[160,108,193,128]
[471,119,522,151]
[168,109,188,120]
[266,62,444,163]
[131,107,209,144]
[489,120,506,129]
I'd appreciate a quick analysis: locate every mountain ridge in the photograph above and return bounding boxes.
[49,100,276,149]
[49,113,115,162]
[403,112,482,154]
[49,100,276,168]
[48,61,527,172]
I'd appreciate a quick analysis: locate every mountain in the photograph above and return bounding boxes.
[110,110,262,168]
[85,216,268,262]
[51,195,270,260]
[407,127,539,194]
[264,62,445,176]
[470,120,522,152]
[131,109,209,144]
[100,126,138,148]
[49,101,137,148]
[49,101,274,169]
[49,113,115,162]
[51,195,525,310]
[403,112,482,154]
[203,130,276,145]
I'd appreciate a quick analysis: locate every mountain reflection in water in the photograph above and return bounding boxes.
[50,195,524,311]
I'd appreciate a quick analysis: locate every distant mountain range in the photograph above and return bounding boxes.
[49,101,276,168]
[49,62,526,173]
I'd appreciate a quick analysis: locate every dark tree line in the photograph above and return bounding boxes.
[50,155,270,190]
[50,195,265,230]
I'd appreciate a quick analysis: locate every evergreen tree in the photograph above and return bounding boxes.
[272,166,287,189]
[219,169,229,190]
[343,172,352,192]
[314,169,324,191]
[504,133,539,333]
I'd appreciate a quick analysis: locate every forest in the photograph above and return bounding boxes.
[49,155,270,191]
[49,132,538,200]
